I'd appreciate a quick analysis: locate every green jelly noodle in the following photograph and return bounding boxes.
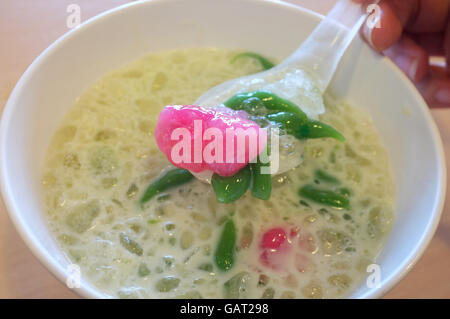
[211,166,251,204]
[266,111,345,142]
[140,168,194,206]
[299,185,350,210]
[250,146,272,200]
[224,90,308,119]
[315,169,340,184]
[214,219,237,271]
[224,90,344,142]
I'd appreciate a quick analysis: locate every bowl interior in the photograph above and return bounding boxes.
[1,0,445,298]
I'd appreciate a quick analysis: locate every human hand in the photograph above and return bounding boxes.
[356,0,450,108]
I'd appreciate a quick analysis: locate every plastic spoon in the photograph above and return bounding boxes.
[193,0,367,182]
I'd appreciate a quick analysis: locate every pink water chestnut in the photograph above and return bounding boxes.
[258,226,315,272]
[155,104,267,177]
[259,227,291,270]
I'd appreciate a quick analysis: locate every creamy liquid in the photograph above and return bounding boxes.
[42,48,395,299]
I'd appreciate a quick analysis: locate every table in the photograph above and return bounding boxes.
[0,0,449,298]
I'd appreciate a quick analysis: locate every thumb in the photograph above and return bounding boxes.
[360,0,418,52]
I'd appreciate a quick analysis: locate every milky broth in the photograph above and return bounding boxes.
[42,48,394,298]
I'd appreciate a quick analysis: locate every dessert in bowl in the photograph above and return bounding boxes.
[0,0,446,298]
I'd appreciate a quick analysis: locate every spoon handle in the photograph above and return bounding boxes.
[279,0,367,92]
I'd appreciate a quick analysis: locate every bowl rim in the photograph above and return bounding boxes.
[0,0,446,299]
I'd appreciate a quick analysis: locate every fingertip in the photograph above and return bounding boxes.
[363,1,403,52]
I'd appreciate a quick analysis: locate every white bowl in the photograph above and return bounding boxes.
[0,0,446,299]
